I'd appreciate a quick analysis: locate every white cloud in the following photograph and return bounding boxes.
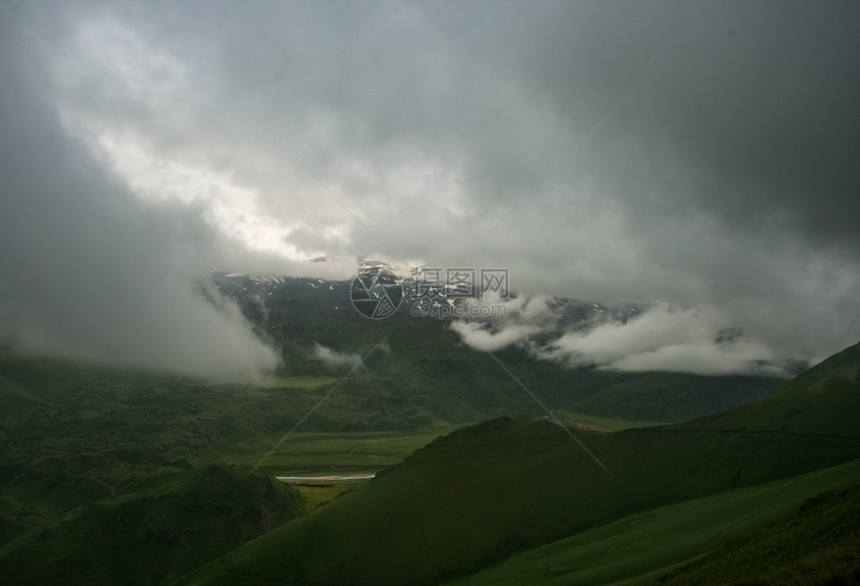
[448,299,785,376]
[2,1,858,376]
[537,304,781,376]
[312,344,362,370]
[610,340,782,376]
[450,320,541,353]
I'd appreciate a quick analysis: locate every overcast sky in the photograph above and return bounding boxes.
[1,1,858,376]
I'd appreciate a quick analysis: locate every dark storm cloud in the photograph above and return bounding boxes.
[2,1,858,371]
[602,1,860,249]
[414,0,860,359]
[0,4,280,376]
[421,0,860,247]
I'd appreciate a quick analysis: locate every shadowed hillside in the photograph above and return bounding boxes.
[175,342,860,585]
[0,464,303,586]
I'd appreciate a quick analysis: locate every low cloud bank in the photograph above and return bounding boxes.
[536,305,782,376]
[0,18,281,380]
[450,321,542,353]
[311,344,363,370]
[451,298,788,377]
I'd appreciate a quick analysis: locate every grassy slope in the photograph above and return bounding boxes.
[175,343,860,586]
[636,345,860,585]
[175,423,860,586]
[238,429,453,475]
[658,484,860,585]
[0,464,304,586]
[0,340,853,585]
[678,341,860,437]
[0,351,453,585]
[570,372,785,421]
[446,458,860,586]
[220,276,786,424]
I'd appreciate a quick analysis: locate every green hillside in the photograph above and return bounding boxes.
[675,340,860,436]
[570,371,784,421]
[0,350,446,585]
[447,458,860,586]
[214,276,787,424]
[0,464,304,586]
[175,342,860,586]
[2,341,857,585]
[659,482,860,585]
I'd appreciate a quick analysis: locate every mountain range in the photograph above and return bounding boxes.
[210,272,790,423]
[173,341,860,585]
[0,275,857,584]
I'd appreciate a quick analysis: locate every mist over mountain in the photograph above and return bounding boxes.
[173,340,860,586]
[2,4,859,583]
[213,271,804,378]
[1,1,859,376]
